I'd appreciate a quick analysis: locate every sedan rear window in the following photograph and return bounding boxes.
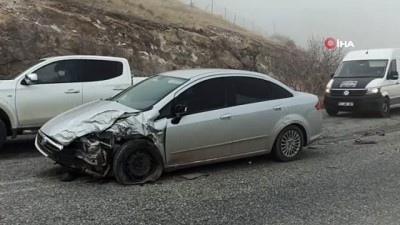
[231,77,292,106]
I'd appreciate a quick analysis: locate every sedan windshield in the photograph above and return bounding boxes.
[111,75,187,110]
[334,60,388,78]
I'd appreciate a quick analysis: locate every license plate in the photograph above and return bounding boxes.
[338,102,354,106]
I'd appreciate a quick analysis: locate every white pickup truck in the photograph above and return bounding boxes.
[0,55,145,148]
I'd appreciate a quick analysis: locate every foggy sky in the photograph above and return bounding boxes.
[186,0,400,49]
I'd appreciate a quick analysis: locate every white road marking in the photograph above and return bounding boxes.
[0,187,38,196]
[0,178,39,186]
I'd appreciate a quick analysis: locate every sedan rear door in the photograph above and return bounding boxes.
[227,76,294,155]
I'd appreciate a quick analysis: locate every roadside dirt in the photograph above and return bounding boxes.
[0,0,289,77]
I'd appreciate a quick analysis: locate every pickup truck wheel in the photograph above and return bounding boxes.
[0,120,7,149]
[378,98,390,118]
[273,125,304,162]
[113,139,163,185]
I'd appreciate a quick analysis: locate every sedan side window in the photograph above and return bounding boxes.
[231,77,293,106]
[33,60,79,84]
[174,78,228,115]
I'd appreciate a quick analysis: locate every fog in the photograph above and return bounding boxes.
[185,0,400,49]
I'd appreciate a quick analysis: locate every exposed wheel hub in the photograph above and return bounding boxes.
[126,151,152,178]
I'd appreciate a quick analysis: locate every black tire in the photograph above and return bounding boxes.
[326,108,338,116]
[377,97,390,118]
[113,139,163,185]
[272,125,304,162]
[0,120,7,150]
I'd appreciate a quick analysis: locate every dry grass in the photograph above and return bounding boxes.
[73,0,270,41]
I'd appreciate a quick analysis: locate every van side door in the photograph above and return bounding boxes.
[384,59,400,105]
[80,59,131,103]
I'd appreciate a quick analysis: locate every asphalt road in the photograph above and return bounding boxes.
[2,111,400,225]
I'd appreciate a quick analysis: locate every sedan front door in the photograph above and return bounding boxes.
[165,77,234,166]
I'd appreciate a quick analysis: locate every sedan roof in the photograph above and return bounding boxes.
[159,69,267,80]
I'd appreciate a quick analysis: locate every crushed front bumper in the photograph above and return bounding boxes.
[324,93,383,112]
[35,132,107,175]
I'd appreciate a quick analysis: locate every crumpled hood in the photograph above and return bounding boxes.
[41,100,145,145]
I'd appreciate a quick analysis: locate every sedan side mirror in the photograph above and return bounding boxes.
[171,104,188,124]
[330,73,335,78]
[24,73,38,85]
[174,104,188,118]
[388,71,399,80]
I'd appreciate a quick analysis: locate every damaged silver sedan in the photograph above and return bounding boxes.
[35,69,322,185]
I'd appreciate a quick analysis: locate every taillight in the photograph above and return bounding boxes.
[315,101,322,111]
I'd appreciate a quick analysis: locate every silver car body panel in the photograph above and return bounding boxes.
[37,69,322,171]
[40,100,162,147]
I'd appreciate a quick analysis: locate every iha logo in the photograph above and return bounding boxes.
[324,37,355,49]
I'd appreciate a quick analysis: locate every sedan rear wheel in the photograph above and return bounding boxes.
[113,139,163,185]
[273,125,304,162]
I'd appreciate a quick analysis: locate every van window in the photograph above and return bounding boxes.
[389,60,397,74]
[335,60,388,78]
[78,60,123,82]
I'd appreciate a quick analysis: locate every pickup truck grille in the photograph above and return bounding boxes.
[37,132,62,156]
[330,89,367,96]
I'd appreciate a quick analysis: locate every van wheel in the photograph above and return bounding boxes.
[113,139,163,185]
[326,108,338,116]
[378,98,390,118]
[0,120,7,150]
[273,125,304,162]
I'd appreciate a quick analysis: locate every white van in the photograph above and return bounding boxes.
[324,48,400,117]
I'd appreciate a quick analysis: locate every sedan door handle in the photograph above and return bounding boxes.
[273,106,283,111]
[220,114,232,120]
[65,89,80,94]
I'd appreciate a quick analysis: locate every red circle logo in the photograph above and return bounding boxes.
[324,37,337,49]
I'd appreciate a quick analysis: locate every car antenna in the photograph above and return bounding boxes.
[365,49,369,54]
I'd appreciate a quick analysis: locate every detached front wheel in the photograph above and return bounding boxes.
[113,139,163,185]
[273,126,304,162]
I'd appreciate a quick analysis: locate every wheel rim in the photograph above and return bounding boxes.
[280,130,302,158]
[125,150,153,179]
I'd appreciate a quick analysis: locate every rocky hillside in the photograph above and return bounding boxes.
[0,0,290,77]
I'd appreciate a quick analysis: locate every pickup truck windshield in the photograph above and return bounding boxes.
[334,60,388,78]
[112,75,187,110]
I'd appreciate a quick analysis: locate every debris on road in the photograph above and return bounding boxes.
[354,138,377,145]
[181,172,209,180]
[361,130,385,137]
